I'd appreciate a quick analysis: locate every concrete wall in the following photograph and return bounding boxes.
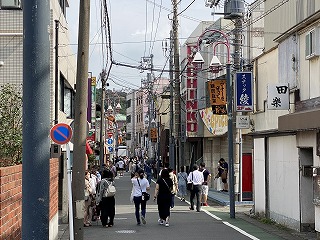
[269,135,300,231]
[253,137,266,214]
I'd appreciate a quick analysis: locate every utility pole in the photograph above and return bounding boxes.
[224,0,244,219]
[72,0,90,239]
[99,70,106,170]
[22,1,50,239]
[173,0,181,172]
[55,20,59,124]
[169,30,175,169]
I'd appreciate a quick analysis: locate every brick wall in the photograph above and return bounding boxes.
[50,158,59,221]
[0,159,59,239]
[0,164,22,239]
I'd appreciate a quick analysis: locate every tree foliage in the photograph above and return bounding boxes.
[0,84,23,167]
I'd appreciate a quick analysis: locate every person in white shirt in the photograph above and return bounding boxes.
[117,158,125,176]
[131,169,150,225]
[187,164,204,212]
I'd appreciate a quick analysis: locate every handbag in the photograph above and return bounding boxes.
[142,192,150,201]
[221,170,227,180]
[137,179,150,201]
[103,180,116,197]
[84,189,90,201]
[187,172,194,191]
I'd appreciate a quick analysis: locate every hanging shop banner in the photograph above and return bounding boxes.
[199,108,228,136]
[208,79,227,115]
[235,72,253,112]
[208,79,227,106]
[267,83,289,110]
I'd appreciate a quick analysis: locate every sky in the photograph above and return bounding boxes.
[66,0,253,91]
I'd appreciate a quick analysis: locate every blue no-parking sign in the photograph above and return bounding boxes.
[108,146,114,153]
[50,123,73,145]
[107,138,113,145]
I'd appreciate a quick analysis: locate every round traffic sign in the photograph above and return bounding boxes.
[50,123,73,145]
[107,138,113,145]
[108,146,114,153]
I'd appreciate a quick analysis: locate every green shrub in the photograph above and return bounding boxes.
[0,84,23,167]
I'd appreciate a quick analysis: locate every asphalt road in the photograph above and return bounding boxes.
[59,172,315,240]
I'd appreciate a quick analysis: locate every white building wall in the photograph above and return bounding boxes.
[253,49,290,132]
[299,25,320,100]
[253,138,266,214]
[269,135,300,230]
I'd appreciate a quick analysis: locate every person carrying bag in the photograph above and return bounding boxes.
[131,169,150,225]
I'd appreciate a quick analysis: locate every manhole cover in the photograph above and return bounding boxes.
[116,230,136,234]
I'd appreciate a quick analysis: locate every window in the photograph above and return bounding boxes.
[305,28,320,59]
[64,88,72,118]
[60,73,75,119]
[127,99,131,108]
[0,0,21,9]
[127,115,131,124]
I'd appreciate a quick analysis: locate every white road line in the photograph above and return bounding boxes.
[201,209,222,220]
[223,221,260,240]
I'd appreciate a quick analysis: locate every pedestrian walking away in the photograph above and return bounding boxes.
[96,169,116,228]
[168,168,178,208]
[187,164,204,212]
[154,168,173,227]
[131,169,150,225]
[177,166,188,201]
[199,162,211,206]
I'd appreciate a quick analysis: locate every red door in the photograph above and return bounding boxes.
[242,154,253,201]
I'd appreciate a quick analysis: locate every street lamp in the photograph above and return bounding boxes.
[192,29,235,218]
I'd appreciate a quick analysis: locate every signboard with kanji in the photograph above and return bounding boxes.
[235,72,253,112]
[267,83,289,110]
[208,79,227,115]
[208,79,227,106]
[150,128,157,142]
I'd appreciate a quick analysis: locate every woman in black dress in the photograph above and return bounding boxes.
[153,168,173,227]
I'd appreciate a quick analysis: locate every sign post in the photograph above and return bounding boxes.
[50,123,74,240]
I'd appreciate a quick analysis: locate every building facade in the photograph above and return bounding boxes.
[0,1,77,238]
[252,0,320,233]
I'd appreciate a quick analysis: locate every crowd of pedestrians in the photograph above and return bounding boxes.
[83,155,226,228]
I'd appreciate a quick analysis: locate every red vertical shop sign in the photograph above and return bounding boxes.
[186,45,198,137]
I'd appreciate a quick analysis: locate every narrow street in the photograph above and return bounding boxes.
[58,173,309,240]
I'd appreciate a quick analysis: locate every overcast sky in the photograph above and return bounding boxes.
[67,0,253,91]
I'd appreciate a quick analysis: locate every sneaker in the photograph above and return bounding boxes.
[158,219,164,225]
[137,222,141,226]
[141,216,146,225]
[165,222,169,227]
[203,202,209,206]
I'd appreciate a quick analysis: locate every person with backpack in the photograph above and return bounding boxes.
[96,169,116,228]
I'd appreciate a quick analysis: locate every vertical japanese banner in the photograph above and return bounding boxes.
[235,72,253,112]
[91,77,96,128]
[207,79,227,115]
[267,83,289,110]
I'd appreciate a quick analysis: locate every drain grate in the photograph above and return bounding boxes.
[115,230,136,234]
